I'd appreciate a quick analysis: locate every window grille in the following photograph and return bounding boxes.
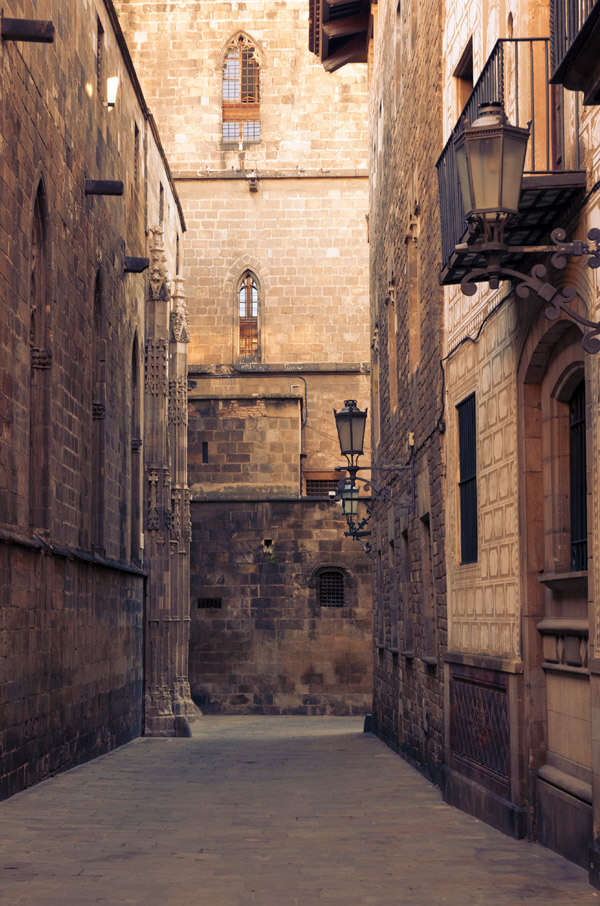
[222,36,260,143]
[569,381,587,570]
[457,394,477,564]
[306,478,339,496]
[319,571,345,607]
[239,272,259,356]
[198,597,222,609]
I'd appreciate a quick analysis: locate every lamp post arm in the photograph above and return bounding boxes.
[460,259,600,354]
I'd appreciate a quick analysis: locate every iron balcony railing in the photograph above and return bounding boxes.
[551,0,598,75]
[437,38,581,276]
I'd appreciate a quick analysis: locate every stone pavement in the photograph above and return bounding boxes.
[1,717,599,906]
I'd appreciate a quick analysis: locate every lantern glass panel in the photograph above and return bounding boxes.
[340,481,359,517]
[468,133,502,213]
[455,138,472,216]
[500,131,529,213]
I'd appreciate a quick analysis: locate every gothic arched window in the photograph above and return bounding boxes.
[238,272,259,358]
[222,35,260,143]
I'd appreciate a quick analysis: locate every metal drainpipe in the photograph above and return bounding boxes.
[290,377,308,495]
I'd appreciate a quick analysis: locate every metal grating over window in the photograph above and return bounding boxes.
[222,35,260,143]
[457,393,477,564]
[569,380,587,571]
[306,478,339,496]
[198,597,222,609]
[319,571,345,607]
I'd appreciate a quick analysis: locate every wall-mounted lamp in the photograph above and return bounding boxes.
[453,102,600,353]
[332,400,414,552]
[104,76,119,109]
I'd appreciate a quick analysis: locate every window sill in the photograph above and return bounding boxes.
[538,570,588,594]
[421,656,438,669]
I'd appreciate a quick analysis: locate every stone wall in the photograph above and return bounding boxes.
[117,0,373,716]
[0,0,185,796]
[367,0,446,777]
[189,500,372,715]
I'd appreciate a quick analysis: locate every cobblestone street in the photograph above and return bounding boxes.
[0,716,597,905]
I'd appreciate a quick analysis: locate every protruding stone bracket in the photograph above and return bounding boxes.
[1,18,55,42]
[85,179,124,196]
[124,256,150,274]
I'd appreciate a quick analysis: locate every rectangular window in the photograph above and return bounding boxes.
[457,393,477,563]
[159,183,164,224]
[202,441,209,464]
[569,382,587,570]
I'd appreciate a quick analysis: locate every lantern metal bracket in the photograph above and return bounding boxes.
[332,461,415,554]
[458,224,600,354]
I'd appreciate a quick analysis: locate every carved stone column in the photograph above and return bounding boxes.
[143,230,195,734]
[169,276,196,717]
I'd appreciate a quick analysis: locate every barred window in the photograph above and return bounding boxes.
[222,35,260,143]
[239,272,259,358]
[319,570,345,607]
[306,478,339,496]
[569,380,587,571]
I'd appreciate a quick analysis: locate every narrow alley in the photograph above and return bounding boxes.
[1,716,597,906]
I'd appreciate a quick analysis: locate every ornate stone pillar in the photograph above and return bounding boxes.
[169,276,196,717]
[143,229,196,735]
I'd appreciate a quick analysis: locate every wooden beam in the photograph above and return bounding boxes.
[323,14,369,38]
[124,257,150,274]
[84,179,124,196]
[323,35,368,72]
[1,18,55,43]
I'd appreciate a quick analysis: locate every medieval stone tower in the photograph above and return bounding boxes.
[116,1,374,714]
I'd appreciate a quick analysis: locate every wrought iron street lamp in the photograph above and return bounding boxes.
[334,399,367,471]
[453,103,600,353]
[454,102,530,221]
[332,400,414,552]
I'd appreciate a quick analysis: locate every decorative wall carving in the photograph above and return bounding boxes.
[92,402,106,420]
[30,346,52,369]
[145,339,168,395]
[168,376,188,425]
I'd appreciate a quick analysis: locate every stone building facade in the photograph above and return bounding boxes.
[116,0,373,714]
[312,0,600,885]
[0,0,192,799]
[365,1,447,772]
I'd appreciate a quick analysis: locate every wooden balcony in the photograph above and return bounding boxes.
[308,0,370,72]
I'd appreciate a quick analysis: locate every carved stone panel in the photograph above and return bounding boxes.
[145,339,168,396]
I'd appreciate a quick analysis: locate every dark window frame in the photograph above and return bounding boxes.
[457,393,477,564]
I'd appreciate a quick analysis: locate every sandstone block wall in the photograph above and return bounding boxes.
[114,0,368,174]
[189,500,372,715]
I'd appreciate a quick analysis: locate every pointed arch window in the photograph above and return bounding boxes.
[222,35,260,143]
[238,272,259,358]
